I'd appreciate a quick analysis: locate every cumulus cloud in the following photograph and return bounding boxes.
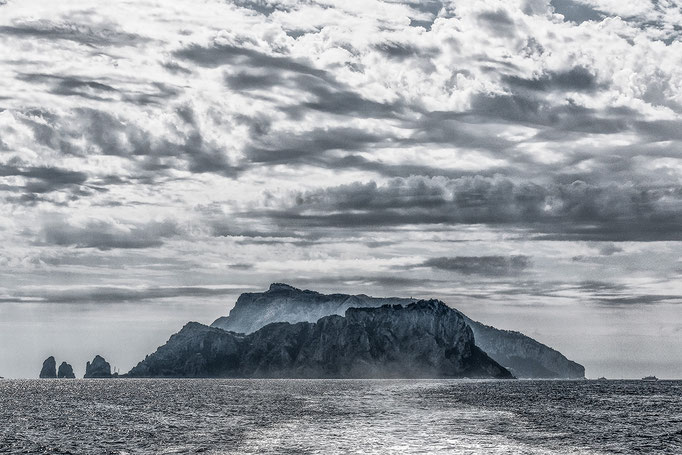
[0,161,88,194]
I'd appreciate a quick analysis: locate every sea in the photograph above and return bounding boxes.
[0,379,680,454]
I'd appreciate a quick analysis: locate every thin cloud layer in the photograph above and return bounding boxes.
[38,218,182,250]
[421,256,531,276]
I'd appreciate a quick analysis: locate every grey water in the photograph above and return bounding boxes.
[1,379,680,454]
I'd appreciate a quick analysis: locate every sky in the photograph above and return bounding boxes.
[0,0,681,379]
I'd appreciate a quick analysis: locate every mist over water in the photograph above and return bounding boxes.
[1,379,680,454]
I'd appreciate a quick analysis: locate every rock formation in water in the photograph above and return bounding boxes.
[84,355,112,378]
[129,300,513,379]
[57,362,76,379]
[211,283,585,379]
[39,356,57,378]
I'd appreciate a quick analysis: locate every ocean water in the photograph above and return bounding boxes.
[0,379,680,454]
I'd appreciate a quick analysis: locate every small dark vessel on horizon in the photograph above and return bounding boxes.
[641,376,658,382]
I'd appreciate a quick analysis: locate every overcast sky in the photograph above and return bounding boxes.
[1,0,681,379]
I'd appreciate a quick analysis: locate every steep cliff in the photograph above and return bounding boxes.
[128,323,244,377]
[84,355,112,378]
[211,284,584,379]
[212,283,414,334]
[57,362,76,379]
[129,300,512,379]
[462,317,585,379]
[39,356,57,379]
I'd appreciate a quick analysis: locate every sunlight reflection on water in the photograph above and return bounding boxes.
[1,379,680,454]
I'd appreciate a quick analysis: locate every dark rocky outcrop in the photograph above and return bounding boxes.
[39,356,57,378]
[57,362,76,379]
[84,355,112,378]
[211,284,585,379]
[129,300,513,379]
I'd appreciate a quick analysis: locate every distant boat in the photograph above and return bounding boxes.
[641,376,658,382]
[597,377,608,381]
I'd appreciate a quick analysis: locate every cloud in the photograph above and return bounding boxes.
[229,263,254,270]
[232,0,288,16]
[420,256,531,276]
[550,0,604,23]
[373,41,422,59]
[176,41,402,119]
[258,175,682,241]
[18,73,119,102]
[504,66,599,92]
[173,43,327,76]
[477,9,517,38]
[246,127,385,164]
[38,218,182,250]
[598,244,623,256]
[407,0,445,29]
[595,295,682,306]
[0,160,88,196]
[0,20,147,47]
[466,93,629,135]
[224,70,287,91]
[293,274,445,289]
[3,285,245,304]
[297,77,401,118]
[16,107,240,179]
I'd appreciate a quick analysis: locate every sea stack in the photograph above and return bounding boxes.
[39,356,57,378]
[57,362,76,379]
[84,355,112,378]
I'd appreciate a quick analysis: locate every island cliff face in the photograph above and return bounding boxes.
[129,300,513,379]
[212,283,414,334]
[461,317,585,379]
[211,284,585,379]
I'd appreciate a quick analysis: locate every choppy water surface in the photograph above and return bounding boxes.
[1,379,680,454]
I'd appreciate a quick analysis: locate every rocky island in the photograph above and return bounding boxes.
[128,299,513,379]
[212,284,585,379]
[84,355,112,378]
[39,357,76,379]
[57,362,75,379]
[39,356,57,379]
